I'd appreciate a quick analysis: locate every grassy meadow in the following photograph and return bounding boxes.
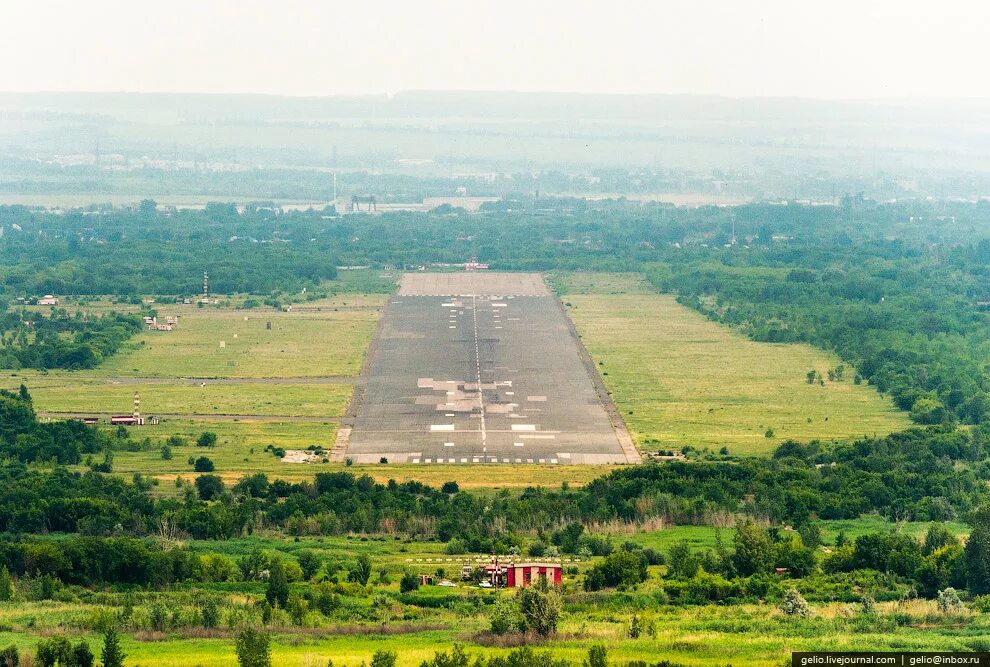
[555,273,910,455]
[0,523,985,667]
[3,601,988,667]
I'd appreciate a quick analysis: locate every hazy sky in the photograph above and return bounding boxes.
[3,0,988,99]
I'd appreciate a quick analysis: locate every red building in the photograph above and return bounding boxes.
[505,562,562,588]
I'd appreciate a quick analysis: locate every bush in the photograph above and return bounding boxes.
[489,594,523,634]
[445,538,467,555]
[518,580,561,636]
[779,588,811,617]
[235,627,271,667]
[371,650,397,667]
[200,598,221,628]
[195,475,225,500]
[100,627,125,667]
[400,572,420,593]
[193,456,215,473]
[583,551,647,591]
[348,554,372,586]
[937,587,963,615]
[197,432,218,448]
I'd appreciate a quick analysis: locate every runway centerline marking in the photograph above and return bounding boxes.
[472,294,488,453]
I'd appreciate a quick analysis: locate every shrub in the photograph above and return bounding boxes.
[400,572,420,593]
[779,588,811,617]
[518,580,561,636]
[583,551,647,591]
[265,560,289,608]
[195,474,225,500]
[937,587,963,615]
[445,538,467,555]
[193,456,215,472]
[235,627,271,667]
[371,650,397,667]
[200,598,221,629]
[100,627,125,667]
[489,594,522,635]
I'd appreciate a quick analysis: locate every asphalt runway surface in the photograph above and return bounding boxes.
[345,273,632,464]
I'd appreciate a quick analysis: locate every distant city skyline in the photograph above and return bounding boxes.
[3,0,989,100]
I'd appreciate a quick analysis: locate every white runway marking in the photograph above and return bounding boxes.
[511,424,537,431]
[472,294,488,453]
[431,424,455,431]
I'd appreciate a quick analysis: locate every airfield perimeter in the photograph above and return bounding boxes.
[341,272,639,464]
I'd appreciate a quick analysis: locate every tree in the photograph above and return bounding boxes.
[193,456,215,473]
[36,637,70,667]
[441,481,459,494]
[732,520,774,576]
[100,627,125,667]
[287,594,308,626]
[586,645,607,667]
[72,641,95,667]
[518,579,561,637]
[667,541,700,579]
[967,508,990,594]
[583,551,647,591]
[160,445,172,460]
[195,475,225,501]
[197,432,217,448]
[0,567,13,602]
[200,598,221,629]
[235,627,271,667]
[265,560,289,608]
[370,650,397,667]
[923,524,960,556]
[399,571,420,593]
[489,594,522,635]
[349,554,372,586]
[297,551,322,580]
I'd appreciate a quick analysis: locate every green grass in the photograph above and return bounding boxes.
[0,598,987,667]
[97,295,383,379]
[563,286,910,455]
[26,382,352,418]
[620,519,971,552]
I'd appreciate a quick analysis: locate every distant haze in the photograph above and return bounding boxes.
[3,0,989,99]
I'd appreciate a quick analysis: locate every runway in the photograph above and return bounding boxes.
[344,273,634,464]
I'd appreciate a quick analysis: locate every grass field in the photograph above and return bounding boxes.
[99,297,383,379]
[27,382,353,418]
[0,593,985,667]
[556,273,910,455]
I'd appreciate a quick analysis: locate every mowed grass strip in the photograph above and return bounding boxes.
[98,296,385,378]
[28,382,352,418]
[566,292,910,455]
